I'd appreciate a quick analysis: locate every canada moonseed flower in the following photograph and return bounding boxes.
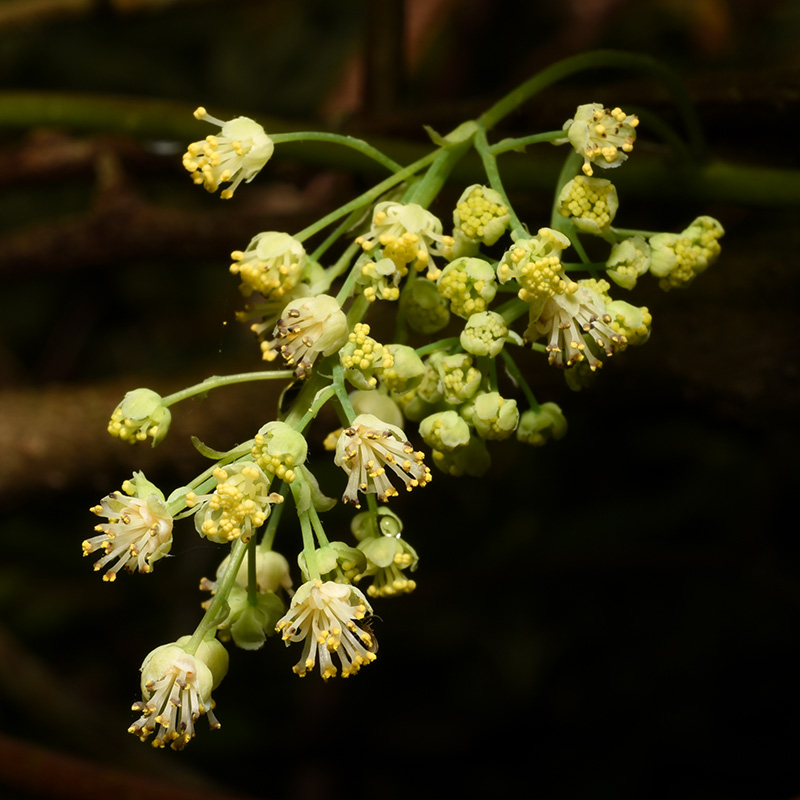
[334,413,431,507]
[84,472,172,581]
[275,580,377,679]
[560,104,639,177]
[262,294,348,378]
[183,107,274,198]
[128,636,228,749]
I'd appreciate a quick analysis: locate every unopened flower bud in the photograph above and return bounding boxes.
[517,402,567,446]
[108,388,171,446]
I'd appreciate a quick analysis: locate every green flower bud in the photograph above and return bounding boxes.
[649,216,724,291]
[108,388,171,446]
[606,300,652,346]
[229,591,286,650]
[557,175,618,234]
[377,344,425,393]
[606,234,650,290]
[469,392,519,440]
[252,421,308,483]
[437,257,497,318]
[340,322,393,390]
[351,506,404,541]
[517,402,567,446]
[398,278,450,334]
[453,184,511,246]
[350,389,405,429]
[437,353,482,404]
[460,310,509,358]
[301,542,367,582]
[431,434,491,477]
[419,410,471,451]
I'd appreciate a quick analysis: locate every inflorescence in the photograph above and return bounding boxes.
[87,72,724,749]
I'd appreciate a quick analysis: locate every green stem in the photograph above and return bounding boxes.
[473,124,524,232]
[403,138,473,208]
[246,536,258,606]
[488,130,564,155]
[312,218,364,265]
[296,509,319,581]
[258,482,288,551]
[289,383,336,434]
[501,349,540,411]
[162,370,294,406]
[415,337,460,357]
[270,131,402,172]
[185,535,250,653]
[293,149,441,243]
[307,504,331,548]
[332,364,357,425]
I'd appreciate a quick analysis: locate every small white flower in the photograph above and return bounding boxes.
[557,175,618,234]
[276,580,377,679]
[527,280,626,370]
[230,231,307,299]
[187,462,279,544]
[128,637,228,750]
[262,294,348,378]
[84,472,172,581]
[356,202,453,280]
[182,107,274,198]
[334,413,431,507]
[561,104,639,177]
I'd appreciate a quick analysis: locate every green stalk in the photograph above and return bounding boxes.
[293,149,441,243]
[185,535,249,653]
[270,131,403,172]
[473,123,524,232]
[162,370,294,407]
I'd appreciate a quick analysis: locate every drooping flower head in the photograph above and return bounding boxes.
[557,175,619,234]
[356,202,453,280]
[606,234,651,290]
[498,228,571,319]
[334,413,431,507]
[108,388,171,446]
[182,107,274,198]
[262,294,348,378]
[517,402,568,446]
[186,462,279,543]
[527,280,626,370]
[84,472,172,581]
[561,104,639,177]
[229,232,307,300]
[648,216,724,291]
[275,580,377,679]
[128,635,228,749]
[351,508,419,598]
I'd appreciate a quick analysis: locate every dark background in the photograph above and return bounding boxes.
[0,1,799,798]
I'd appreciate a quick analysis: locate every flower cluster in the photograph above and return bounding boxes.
[89,78,724,750]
